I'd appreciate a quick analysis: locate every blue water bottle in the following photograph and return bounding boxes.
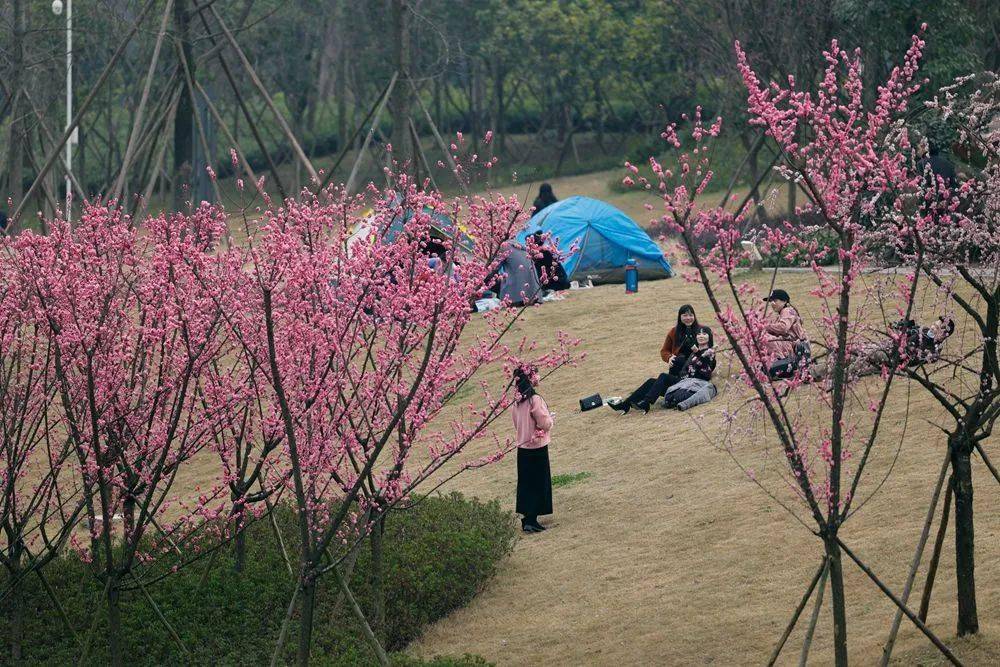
[625,258,638,294]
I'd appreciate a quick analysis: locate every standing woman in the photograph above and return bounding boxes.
[532,183,558,214]
[511,367,553,533]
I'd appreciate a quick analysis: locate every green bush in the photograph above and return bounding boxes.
[1,493,515,666]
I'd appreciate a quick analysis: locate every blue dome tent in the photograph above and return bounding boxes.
[518,196,672,284]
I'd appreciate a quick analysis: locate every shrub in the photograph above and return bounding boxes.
[0,493,515,665]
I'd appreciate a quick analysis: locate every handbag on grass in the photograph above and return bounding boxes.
[578,394,603,411]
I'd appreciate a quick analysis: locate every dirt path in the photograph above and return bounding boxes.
[408,274,999,665]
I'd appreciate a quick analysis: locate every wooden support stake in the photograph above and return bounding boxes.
[209,5,318,184]
[919,477,954,623]
[133,573,191,658]
[193,7,287,199]
[315,75,396,193]
[175,41,224,206]
[346,74,398,195]
[798,559,829,666]
[880,451,951,665]
[766,557,827,666]
[410,77,471,196]
[135,92,181,220]
[974,442,1000,485]
[10,0,160,226]
[194,81,261,195]
[836,537,963,667]
[112,0,175,201]
[332,561,390,666]
[22,89,86,201]
[34,564,82,648]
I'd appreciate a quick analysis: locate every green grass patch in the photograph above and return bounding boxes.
[1,493,515,666]
[551,472,593,488]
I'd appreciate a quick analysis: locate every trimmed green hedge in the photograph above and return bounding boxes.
[1,493,516,666]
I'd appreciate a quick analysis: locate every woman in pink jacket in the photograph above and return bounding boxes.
[511,367,553,533]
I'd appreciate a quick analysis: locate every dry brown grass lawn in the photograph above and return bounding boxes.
[404,271,999,666]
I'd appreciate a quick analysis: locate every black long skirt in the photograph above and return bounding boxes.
[516,446,553,517]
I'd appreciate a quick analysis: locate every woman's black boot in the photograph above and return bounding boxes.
[632,398,651,414]
[608,398,630,414]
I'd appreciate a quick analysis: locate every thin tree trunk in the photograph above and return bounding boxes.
[233,499,247,573]
[950,439,979,635]
[336,13,349,151]
[107,577,123,667]
[370,515,386,644]
[9,560,23,664]
[388,0,413,170]
[825,537,849,667]
[296,577,317,667]
[742,133,762,205]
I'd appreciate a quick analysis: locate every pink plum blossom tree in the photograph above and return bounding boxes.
[637,31,963,665]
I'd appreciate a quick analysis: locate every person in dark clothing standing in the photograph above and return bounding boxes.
[532,183,558,214]
[917,143,957,191]
[511,367,554,533]
[607,306,707,414]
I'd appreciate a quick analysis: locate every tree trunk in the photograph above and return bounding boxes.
[4,0,26,212]
[108,577,123,667]
[388,0,412,170]
[8,559,23,664]
[173,0,195,209]
[494,64,506,154]
[434,77,443,136]
[336,14,349,153]
[233,499,247,573]
[296,577,317,666]
[825,537,849,666]
[950,438,979,635]
[742,133,762,205]
[370,515,386,644]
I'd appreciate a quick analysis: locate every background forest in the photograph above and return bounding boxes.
[2,0,999,220]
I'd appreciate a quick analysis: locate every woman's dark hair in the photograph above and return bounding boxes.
[675,304,699,344]
[513,367,536,404]
[695,325,715,349]
[534,183,557,209]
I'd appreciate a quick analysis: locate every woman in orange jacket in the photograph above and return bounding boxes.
[609,305,701,413]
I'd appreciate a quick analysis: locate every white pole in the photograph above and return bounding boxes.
[65,0,73,222]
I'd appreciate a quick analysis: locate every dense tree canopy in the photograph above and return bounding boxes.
[1,0,998,214]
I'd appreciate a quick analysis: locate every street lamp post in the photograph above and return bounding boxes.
[52,0,73,222]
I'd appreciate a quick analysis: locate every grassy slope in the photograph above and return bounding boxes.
[160,158,995,665]
[403,269,998,666]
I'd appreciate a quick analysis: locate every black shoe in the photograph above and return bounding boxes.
[529,521,546,531]
[632,399,651,414]
[522,523,543,533]
[608,398,630,414]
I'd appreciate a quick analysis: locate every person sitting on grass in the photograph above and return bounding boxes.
[810,316,955,383]
[760,288,811,380]
[662,327,719,411]
[608,306,707,414]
